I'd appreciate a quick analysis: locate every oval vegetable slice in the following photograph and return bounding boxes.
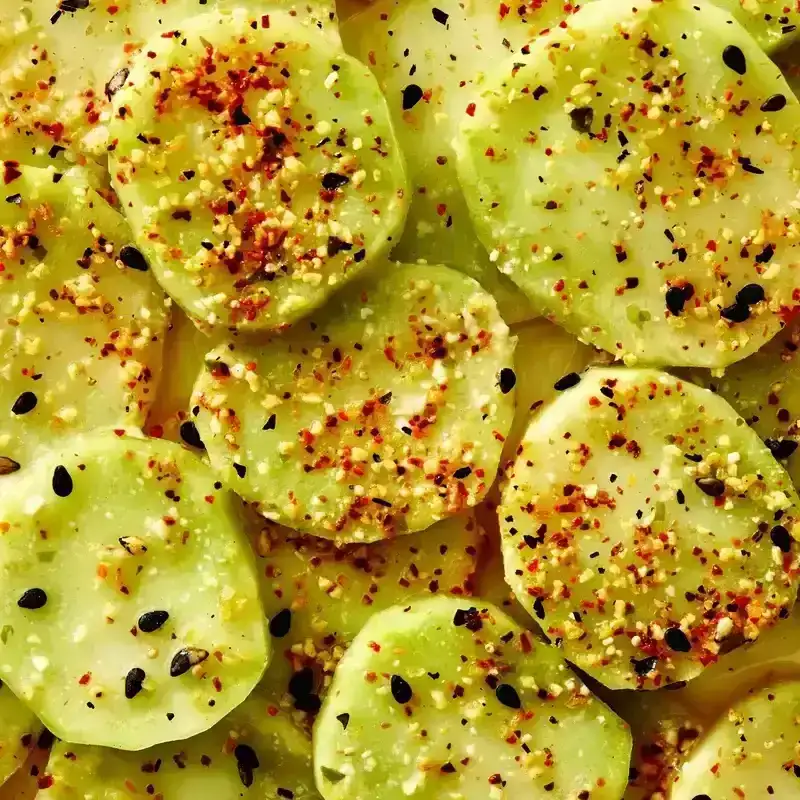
[191,264,515,542]
[341,0,548,325]
[0,165,167,477]
[0,433,269,750]
[109,9,408,331]
[253,511,482,710]
[0,685,40,787]
[40,691,319,799]
[500,367,800,690]
[313,596,632,800]
[672,680,800,799]
[455,0,800,368]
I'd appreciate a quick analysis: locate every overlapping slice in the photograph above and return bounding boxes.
[672,679,800,799]
[712,0,800,53]
[109,9,407,331]
[0,685,40,787]
[341,0,554,325]
[253,512,482,713]
[456,0,800,368]
[40,691,319,799]
[191,264,515,542]
[0,165,167,477]
[313,596,632,800]
[0,433,269,750]
[0,0,338,168]
[500,368,800,690]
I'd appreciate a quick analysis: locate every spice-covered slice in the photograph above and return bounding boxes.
[341,0,550,325]
[253,511,482,712]
[712,0,800,53]
[455,0,800,368]
[191,264,515,542]
[500,367,800,690]
[0,165,167,477]
[41,691,319,799]
[0,433,269,750]
[0,685,40,787]
[313,596,631,800]
[109,9,407,331]
[671,680,800,799]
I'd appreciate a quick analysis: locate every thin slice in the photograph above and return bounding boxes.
[0,433,268,750]
[0,732,51,800]
[456,0,800,368]
[253,511,483,715]
[39,691,319,799]
[0,0,338,168]
[341,0,568,324]
[0,685,40,787]
[500,368,800,690]
[109,9,407,331]
[191,264,515,542]
[313,596,632,800]
[0,165,167,477]
[680,316,800,486]
[672,680,800,799]
[712,0,800,53]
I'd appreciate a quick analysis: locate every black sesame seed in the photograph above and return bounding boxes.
[105,67,129,100]
[720,302,750,323]
[269,608,292,638]
[755,244,775,264]
[390,674,413,704]
[0,457,20,476]
[124,667,146,699]
[6,194,21,205]
[765,438,798,460]
[289,667,321,713]
[736,284,765,306]
[179,421,205,449]
[138,610,169,633]
[666,285,690,315]
[17,588,47,610]
[453,466,472,480]
[11,392,37,415]
[495,683,521,709]
[52,465,73,497]
[119,245,149,272]
[432,7,449,24]
[664,627,692,653]
[722,44,746,75]
[233,463,247,478]
[553,372,580,391]
[533,597,545,620]
[633,656,658,676]
[695,476,725,497]
[321,173,349,191]
[498,367,517,394]
[532,85,548,100]
[234,744,259,788]
[760,94,786,112]
[231,104,251,126]
[771,525,792,553]
[453,607,482,631]
[336,712,350,729]
[169,647,209,677]
[569,106,594,134]
[402,84,424,110]
[263,414,277,431]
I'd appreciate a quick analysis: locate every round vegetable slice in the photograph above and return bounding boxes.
[672,679,800,799]
[0,164,167,477]
[500,367,800,690]
[40,691,319,799]
[313,596,632,800]
[191,264,515,542]
[0,684,40,787]
[455,0,800,368]
[109,9,408,331]
[0,433,269,750]
[253,511,483,713]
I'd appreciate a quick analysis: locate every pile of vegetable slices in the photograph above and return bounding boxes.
[2,0,800,797]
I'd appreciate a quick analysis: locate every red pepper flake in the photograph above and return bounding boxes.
[3,161,21,184]
[78,672,92,685]
[706,240,717,252]
[498,2,510,17]
[37,776,54,790]
[368,641,381,652]
[261,14,270,27]
[466,103,476,117]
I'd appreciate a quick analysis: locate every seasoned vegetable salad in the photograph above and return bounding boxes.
[2,0,800,797]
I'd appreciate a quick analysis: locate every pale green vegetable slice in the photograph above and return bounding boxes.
[191,264,515,543]
[0,731,50,800]
[712,0,800,53]
[456,0,800,368]
[500,367,800,690]
[253,512,482,713]
[39,691,319,799]
[0,0,338,168]
[341,0,561,324]
[680,316,800,487]
[0,165,167,478]
[109,9,407,331]
[313,596,632,800]
[0,433,269,750]
[672,680,800,799]
[0,684,40,787]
